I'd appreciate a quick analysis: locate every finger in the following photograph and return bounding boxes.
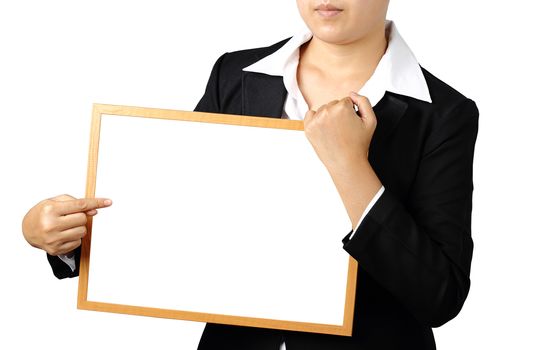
[55,240,82,256]
[318,99,339,112]
[304,109,317,123]
[349,92,375,124]
[327,99,339,107]
[86,209,98,216]
[57,212,87,230]
[339,96,355,110]
[55,198,112,216]
[58,225,87,244]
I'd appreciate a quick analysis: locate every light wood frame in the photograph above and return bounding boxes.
[77,103,359,336]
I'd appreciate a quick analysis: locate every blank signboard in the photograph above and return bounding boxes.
[78,104,359,336]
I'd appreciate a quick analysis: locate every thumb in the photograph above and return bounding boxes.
[349,92,376,126]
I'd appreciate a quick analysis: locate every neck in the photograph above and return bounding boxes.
[300,21,388,80]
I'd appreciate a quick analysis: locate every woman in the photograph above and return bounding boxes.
[22,1,478,349]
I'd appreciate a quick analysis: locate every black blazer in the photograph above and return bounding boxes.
[48,37,479,350]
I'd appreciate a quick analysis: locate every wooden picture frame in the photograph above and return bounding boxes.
[77,103,359,336]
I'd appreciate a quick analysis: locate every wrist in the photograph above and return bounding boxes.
[327,154,370,178]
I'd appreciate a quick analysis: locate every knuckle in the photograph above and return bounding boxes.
[335,101,346,111]
[43,235,57,247]
[304,123,315,136]
[51,194,73,201]
[42,203,55,215]
[320,110,330,121]
[359,96,370,105]
[75,199,88,211]
[47,247,59,256]
[41,219,57,234]
[73,212,87,225]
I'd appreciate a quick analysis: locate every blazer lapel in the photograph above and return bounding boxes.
[370,93,409,151]
[241,71,409,151]
[241,71,287,118]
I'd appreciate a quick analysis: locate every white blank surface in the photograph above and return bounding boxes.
[88,114,352,326]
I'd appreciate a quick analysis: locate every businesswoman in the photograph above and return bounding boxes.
[22,0,479,349]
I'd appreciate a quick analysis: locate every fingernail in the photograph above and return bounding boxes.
[104,199,112,205]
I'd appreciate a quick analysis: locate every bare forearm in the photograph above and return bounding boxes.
[327,159,382,229]
[302,92,382,229]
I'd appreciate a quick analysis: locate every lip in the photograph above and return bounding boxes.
[315,4,342,11]
[315,4,343,17]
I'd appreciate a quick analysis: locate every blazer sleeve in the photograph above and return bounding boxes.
[46,246,81,279]
[342,98,479,327]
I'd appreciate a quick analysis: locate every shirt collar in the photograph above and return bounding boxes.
[242,19,432,107]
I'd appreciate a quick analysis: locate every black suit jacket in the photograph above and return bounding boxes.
[48,37,479,350]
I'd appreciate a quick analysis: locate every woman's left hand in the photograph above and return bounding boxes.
[304,91,377,174]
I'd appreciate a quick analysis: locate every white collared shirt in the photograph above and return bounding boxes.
[58,20,432,350]
[242,19,431,350]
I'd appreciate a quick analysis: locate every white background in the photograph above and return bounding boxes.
[1,1,535,349]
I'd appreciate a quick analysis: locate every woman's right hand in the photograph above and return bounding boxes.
[22,194,113,256]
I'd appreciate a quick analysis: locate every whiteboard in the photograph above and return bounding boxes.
[78,104,358,336]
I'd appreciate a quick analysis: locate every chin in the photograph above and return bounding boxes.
[303,16,357,43]
[310,27,353,44]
